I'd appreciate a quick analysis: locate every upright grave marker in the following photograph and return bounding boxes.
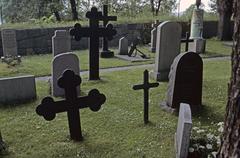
[175,103,192,158]
[150,21,182,81]
[100,5,117,58]
[36,70,106,141]
[133,70,159,124]
[181,32,193,52]
[52,52,80,97]
[70,7,117,80]
[1,29,18,57]
[161,52,203,112]
[118,37,128,55]
[52,30,71,56]
[150,20,160,53]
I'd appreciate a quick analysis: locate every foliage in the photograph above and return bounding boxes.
[209,0,217,13]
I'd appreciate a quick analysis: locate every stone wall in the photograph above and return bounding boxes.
[0,21,232,56]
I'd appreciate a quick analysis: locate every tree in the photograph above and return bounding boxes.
[217,0,233,40]
[69,0,78,20]
[209,0,217,13]
[150,0,162,16]
[217,0,240,157]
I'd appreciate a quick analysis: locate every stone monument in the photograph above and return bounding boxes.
[189,0,206,54]
[52,30,71,56]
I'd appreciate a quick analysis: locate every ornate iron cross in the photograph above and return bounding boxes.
[36,69,106,141]
[133,70,159,124]
[70,7,117,80]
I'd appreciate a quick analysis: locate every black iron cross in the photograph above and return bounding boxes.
[181,32,194,52]
[36,69,106,141]
[70,7,117,80]
[133,70,159,124]
[100,5,117,58]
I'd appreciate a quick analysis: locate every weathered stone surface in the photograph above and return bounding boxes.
[52,30,71,56]
[118,37,128,55]
[150,27,157,52]
[52,52,80,97]
[175,103,192,158]
[1,29,18,57]
[162,52,203,112]
[190,8,204,39]
[0,75,36,104]
[189,38,206,54]
[150,21,182,81]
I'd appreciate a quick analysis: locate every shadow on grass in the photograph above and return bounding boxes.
[0,98,37,109]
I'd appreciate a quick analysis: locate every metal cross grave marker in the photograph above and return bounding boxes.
[133,70,159,124]
[36,69,106,141]
[100,4,117,58]
[181,32,194,52]
[70,7,117,80]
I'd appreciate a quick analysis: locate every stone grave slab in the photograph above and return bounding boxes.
[161,52,203,112]
[115,54,151,62]
[52,30,71,56]
[150,21,182,81]
[1,29,18,57]
[189,38,206,54]
[0,75,36,104]
[150,27,157,52]
[52,52,80,97]
[175,103,192,158]
[118,37,128,55]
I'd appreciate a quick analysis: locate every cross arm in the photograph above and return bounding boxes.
[36,89,106,121]
[181,39,194,43]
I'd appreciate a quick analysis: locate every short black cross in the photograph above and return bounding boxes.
[70,7,117,80]
[36,69,106,141]
[100,5,117,58]
[181,32,194,52]
[133,70,159,124]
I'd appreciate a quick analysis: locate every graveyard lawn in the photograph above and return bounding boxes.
[0,39,231,78]
[0,59,230,157]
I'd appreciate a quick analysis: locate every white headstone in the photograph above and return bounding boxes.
[52,30,71,56]
[189,38,206,54]
[175,103,192,158]
[1,29,18,57]
[150,27,157,52]
[190,8,204,39]
[150,21,182,81]
[52,52,80,97]
[118,37,128,55]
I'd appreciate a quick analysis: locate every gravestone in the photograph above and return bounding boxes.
[175,103,192,158]
[150,21,182,81]
[118,37,128,55]
[0,75,36,104]
[189,38,206,54]
[150,28,157,52]
[70,7,117,80]
[133,70,159,124]
[52,52,80,97]
[37,70,106,141]
[161,52,203,112]
[52,30,71,56]
[1,29,18,57]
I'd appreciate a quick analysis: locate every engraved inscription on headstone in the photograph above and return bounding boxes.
[161,52,203,112]
[1,29,18,57]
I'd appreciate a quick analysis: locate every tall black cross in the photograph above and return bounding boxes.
[100,5,117,58]
[181,32,194,52]
[36,70,106,141]
[70,7,117,80]
[133,70,159,124]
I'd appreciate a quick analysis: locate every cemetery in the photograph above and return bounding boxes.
[0,0,239,157]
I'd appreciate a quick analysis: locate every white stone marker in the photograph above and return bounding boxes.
[150,21,182,81]
[175,103,192,158]
[118,37,128,55]
[52,30,71,56]
[1,29,18,57]
[52,52,80,97]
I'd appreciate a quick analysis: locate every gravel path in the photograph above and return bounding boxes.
[36,56,230,82]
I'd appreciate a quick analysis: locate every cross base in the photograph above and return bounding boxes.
[100,50,114,58]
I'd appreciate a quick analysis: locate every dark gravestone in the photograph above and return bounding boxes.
[100,5,117,58]
[70,7,117,80]
[36,70,106,141]
[133,70,159,124]
[161,52,203,113]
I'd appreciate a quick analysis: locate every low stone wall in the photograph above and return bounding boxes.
[0,21,231,56]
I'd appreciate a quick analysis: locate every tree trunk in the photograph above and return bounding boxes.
[217,0,240,157]
[54,11,61,21]
[217,0,233,40]
[150,0,155,15]
[69,0,78,20]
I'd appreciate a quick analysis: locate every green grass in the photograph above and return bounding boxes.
[0,58,230,157]
[0,39,231,78]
